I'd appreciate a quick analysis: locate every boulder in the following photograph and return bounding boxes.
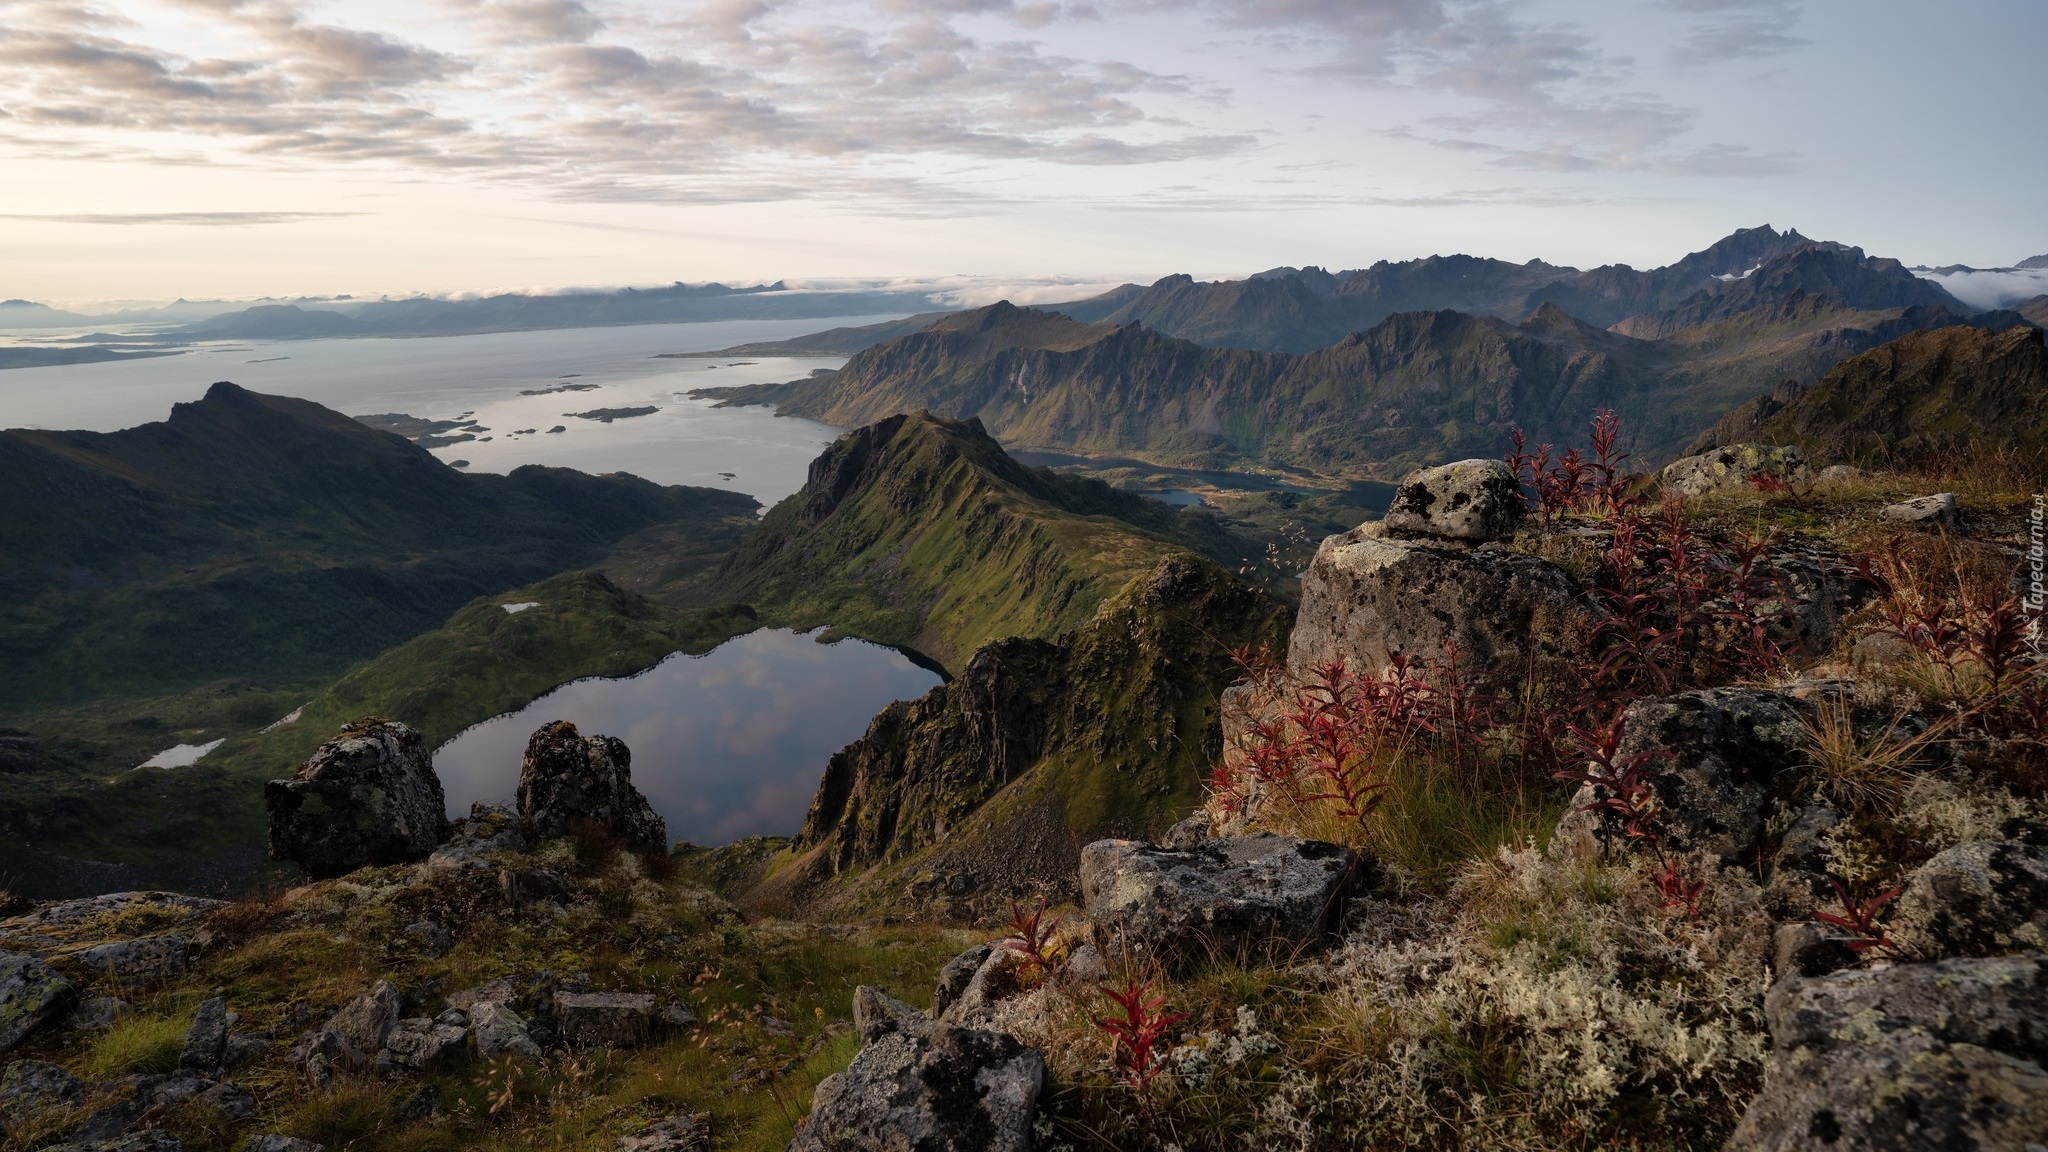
[1769,922,1858,983]
[470,1001,542,1062]
[1552,688,1809,862]
[1880,492,1959,528]
[46,1133,185,1152]
[790,987,1042,1152]
[0,893,218,954]
[427,803,528,871]
[516,722,667,854]
[1890,839,2048,959]
[1,1058,84,1122]
[1159,815,1210,851]
[553,992,655,1050]
[1817,464,1865,483]
[1660,443,1810,498]
[1730,952,2048,1150]
[300,981,400,1074]
[401,921,450,957]
[68,997,132,1031]
[178,996,229,1074]
[1079,834,1356,966]
[1762,804,1840,919]
[243,1138,324,1152]
[1378,458,1525,543]
[0,951,76,1051]
[935,948,1039,1027]
[931,945,992,1020]
[616,1112,710,1152]
[265,720,447,879]
[1289,528,1591,698]
[72,935,190,987]
[72,1075,255,1143]
[374,1017,468,1075]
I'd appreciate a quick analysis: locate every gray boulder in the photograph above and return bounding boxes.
[1289,527,1591,698]
[1553,688,1810,862]
[553,992,656,1050]
[1660,443,1810,498]
[789,987,1042,1152]
[931,945,992,1020]
[68,997,133,1031]
[427,802,528,872]
[71,935,191,987]
[516,722,667,854]
[375,1016,468,1075]
[936,948,1040,1027]
[470,1001,542,1062]
[243,1138,324,1152]
[265,720,447,879]
[1891,839,2048,959]
[300,981,400,1074]
[1379,458,1525,543]
[178,996,229,1074]
[1730,952,2048,1150]
[1880,492,1958,528]
[0,950,75,1051]
[1,1058,84,1122]
[617,1113,710,1152]
[1080,834,1356,966]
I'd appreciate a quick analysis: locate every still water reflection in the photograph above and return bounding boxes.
[433,628,943,846]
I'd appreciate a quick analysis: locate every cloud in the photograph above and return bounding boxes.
[0,211,358,225]
[1914,267,2048,311]
[1660,0,1807,66]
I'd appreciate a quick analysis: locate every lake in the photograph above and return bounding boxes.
[432,628,944,845]
[0,316,907,499]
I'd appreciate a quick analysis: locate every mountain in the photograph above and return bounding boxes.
[697,409,1239,670]
[1611,245,1967,338]
[178,303,363,339]
[0,382,758,713]
[656,312,958,358]
[1687,324,2048,464]
[1041,225,1846,352]
[2016,296,2048,326]
[0,299,94,328]
[2018,255,2048,270]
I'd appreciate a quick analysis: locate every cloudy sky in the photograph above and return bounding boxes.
[3,0,2042,304]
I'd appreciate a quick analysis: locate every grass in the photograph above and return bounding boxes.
[80,1013,189,1079]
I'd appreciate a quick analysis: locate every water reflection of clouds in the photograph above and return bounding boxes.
[433,628,940,846]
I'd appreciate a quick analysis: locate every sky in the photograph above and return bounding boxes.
[2,0,2043,306]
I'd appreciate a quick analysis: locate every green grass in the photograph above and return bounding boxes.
[80,1013,189,1079]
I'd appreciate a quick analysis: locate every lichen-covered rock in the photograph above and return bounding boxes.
[72,935,190,987]
[1552,688,1810,862]
[0,893,219,954]
[470,1001,541,1062]
[1,1058,84,1122]
[516,722,667,854]
[936,948,1038,1027]
[427,803,527,871]
[1380,458,1526,542]
[178,996,228,1074]
[1730,952,2048,1150]
[789,987,1042,1152]
[1769,922,1858,983]
[1880,492,1958,528]
[617,1112,710,1152]
[1289,528,1591,698]
[374,1017,468,1075]
[1762,804,1841,919]
[1079,834,1356,965]
[553,992,655,1050]
[1891,839,2048,959]
[265,719,446,879]
[299,981,400,1074]
[931,945,992,1020]
[0,950,76,1051]
[1661,443,1811,497]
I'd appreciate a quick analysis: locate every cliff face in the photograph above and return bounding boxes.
[1691,324,2048,463]
[768,553,1290,914]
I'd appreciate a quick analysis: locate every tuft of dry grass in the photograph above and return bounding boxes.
[1798,697,1950,815]
[81,1013,188,1079]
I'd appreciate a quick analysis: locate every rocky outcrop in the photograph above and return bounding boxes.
[265,720,446,879]
[1660,443,1811,497]
[1288,526,1591,698]
[1379,458,1525,542]
[427,803,527,871]
[1880,492,1958,528]
[1,1058,83,1122]
[553,993,656,1050]
[0,951,75,1051]
[374,1014,468,1076]
[790,987,1042,1152]
[1553,687,1810,861]
[1890,839,2048,959]
[516,722,666,854]
[1080,834,1356,966]
[178,997,229,1075]
[616,1113,709,1152]
[296,981,400,1080]
[1730,952,2048,1150]
[470,1001,542,1063]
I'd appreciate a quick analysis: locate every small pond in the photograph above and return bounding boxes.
[433,628,944,846]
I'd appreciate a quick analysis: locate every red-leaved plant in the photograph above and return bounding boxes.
[1814,880,1901,952]
[1094,977,1187,1103]
[996,897,1067,977]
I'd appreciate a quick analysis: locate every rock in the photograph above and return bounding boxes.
[496,868,567,907]
[179,996,228,1074]
[74,1075,252,1142]
[401,921,450,957]
[1817,464,1865,483]
[68,996,133,1031]
[427,803,528,871]
[553,992,655,1050]
[1730,952,2048,1150]
[1770,922,1858,982]
[1763,804,1840,918]
[1,1058,84,1122]
[301,981,400,1073]
[936,948,1038,1027]
[1063,942,1107,983]
[1891,839,2048,959]
[931,945,992,1020]
[265,719,447,879]
[1880,491,1959,528]
[1379,458,1525,543]
[516,722,667,854]
[72,935,190,987]
[616,1112,710,1152]
[1079,834,1356,966]
[47,1133,184,1152]
[444,979,516,1014]
[393,1084,439,1122]
[221,1032,272,1071]
[374,1017,468,1075]
[659,1004,697,1032]
[1159,815,1210,851]
[1660,443,1810,498]
[1552,688,1809,862]
[0,893,219,954]
[1289,528,1591,699]
[0,950,76,1051]
[242,1137,325,1152]
[791,987,1043,1152]
[470,1001,541,1062]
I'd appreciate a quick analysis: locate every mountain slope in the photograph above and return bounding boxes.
[1689,324,2048,463]
[0,382,758,712]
